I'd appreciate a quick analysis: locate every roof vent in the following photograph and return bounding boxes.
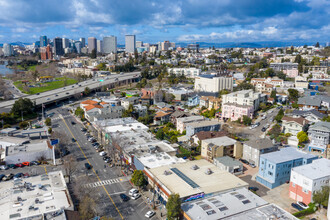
[164,170,172,175]
[205,168,212,175]
[191,165,199,170]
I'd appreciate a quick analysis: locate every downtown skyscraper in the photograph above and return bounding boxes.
[125,35,136,53]
[53,37,64,56]
[88,37,97,53]
[40,36,47,47]
[103,36,117,54]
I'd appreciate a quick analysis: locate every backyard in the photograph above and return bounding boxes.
[14,77,78,94]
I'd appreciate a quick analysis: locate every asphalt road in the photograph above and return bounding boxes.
[51,107,153,220]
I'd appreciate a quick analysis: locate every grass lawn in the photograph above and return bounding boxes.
[17,65,37,71]
[14,77,78,94]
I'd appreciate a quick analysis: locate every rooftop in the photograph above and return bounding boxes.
[282,116,308,126]
[147,159,248,199]
[291,158,330,180]
[297,96,321,106]
[309,121,330,132]
[194,130,229,141]
[243,138,274,150]
[176,116,204,123]
[261,147,317,164]
[0,171,73,220]
[136,152,186,169]
[6,140,50,156]
[186,121,221,129]
[214,156,242,167]
[203,136,237,147]
[291,109,326,119]
[0,136,30,147]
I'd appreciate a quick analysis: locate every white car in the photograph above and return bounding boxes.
[131,193,141,200]
[145,211,155,218]
[297,201,308,209]
[0,165,8,170]
[129,188,139,196]
[99,151,106,156]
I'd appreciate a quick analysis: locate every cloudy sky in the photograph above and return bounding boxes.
[0,0,329,44]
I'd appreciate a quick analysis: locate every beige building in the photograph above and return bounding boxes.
[194,75,233,93]
[201,136,243,161]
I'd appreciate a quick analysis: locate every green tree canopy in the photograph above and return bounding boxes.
[166,194,182,220]
[288,89,299,102]
[313,185,329,207]
[274,109,284,122]
[242,115,252,125]
[270,90,277,99]
[131,170,147,189]
[11,98,35,116]
[96,63,107,71]
[84,87,91,96]
[297,131,308,144]
[156,128,165,140]
[45,117,51,126]
[90,49,97,59]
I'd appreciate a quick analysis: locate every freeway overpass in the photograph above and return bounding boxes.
[0,72,140,112]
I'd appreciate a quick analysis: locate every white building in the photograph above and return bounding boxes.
[167,68,201,78]
[125,35,136,53]
[176,116,205,133]
[3,43,13,56]
[194,75,233,94]
[103,36,117,54]
[97,40,103,53]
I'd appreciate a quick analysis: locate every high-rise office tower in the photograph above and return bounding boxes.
[161,41,171,51]
[53,37,64,56]
[40,36,47,47]
[88,37,97,53]
[80,38,86,47]
[75,42,82,54]
[125,35,136,53]
[97,40,103,53]
[62,38,69,49]
[103,36,117,54]
[3,43,13,56]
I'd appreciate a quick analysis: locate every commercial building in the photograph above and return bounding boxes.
[243,138,278,166]
[39,35,47,47]
[201,136,242,161]
[167,67,201,78]
[62,38,69,49]
[144,159,248,203]
[40,45,53,60]
[186,121,221,137]
[79,37,85,47]
[88,37,97,53]
[3,43,13,56]
[194,75,233,95]
[74,41,82,54]
[103,36,117,54]
[256,147,318,189]
[161,41,171,51]
[0,171,74,220]
[125,35,136,53]
[181,187,298,220]
[53,37,64,56]
[308,121,330,152]
[289,158,330,205]
[97,39,103,53]
[176,116,204,133]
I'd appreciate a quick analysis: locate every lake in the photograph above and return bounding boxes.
[0,61,14,75]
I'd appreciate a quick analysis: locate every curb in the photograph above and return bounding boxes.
[121,170,134,186]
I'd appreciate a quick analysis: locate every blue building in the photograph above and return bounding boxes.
[40,35,47,47]
[187,95,200,107]
[256,147,318,189]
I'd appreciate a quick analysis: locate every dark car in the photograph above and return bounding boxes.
[248,187,259,191]
[85,163,92,170]
[120,193,129,202]
[14,173,24,179]
[72,138,76,142]
[291,203,304,211]
[71,121,76,125]
[239,159,249,165]
[30,161,41,165]
[4,173,14,181]
[60,148,70,156]
[81,128,87,132]
[0,174,5,181]
[261,127,267,132]
[7,164,17,169]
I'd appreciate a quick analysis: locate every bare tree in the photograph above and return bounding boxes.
[63,155,78,183]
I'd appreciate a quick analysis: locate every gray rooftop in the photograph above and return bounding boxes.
[186,120,221,129]
[291,109,326,119]
[291,158,330,180]
[203,136,237,147]
[214,156,242,167]
[261,147,317,164]
[176,116,204,123]
[297,96,321,106]
[308,121,330,132]
[244,138,274,150]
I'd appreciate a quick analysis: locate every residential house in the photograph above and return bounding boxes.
[291,109,326,123]
[153,107,174,125]
[200,96,222,110]
[289,158,330,205]
[256,147,318,189]
[222,103,254,122]
[187,95,200,107]
[297,96,322,111]
[140,88,154,105]
[243,138,278,167]
[201,136,243,161]
[186,121,221,137]
[308,121,330,153]
[295,76,309,89]
[251,77,284,93]
[191,130,229,145]
[281,116,309,135]
[170,111,190,126]
[121,96,140,110]
[133,104,148,118]
[213,156,244,175]
[176,116,205,133]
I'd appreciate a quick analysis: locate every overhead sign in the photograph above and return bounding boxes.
[50,139,59,145]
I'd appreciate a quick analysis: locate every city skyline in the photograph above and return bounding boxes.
[0,0,329,44]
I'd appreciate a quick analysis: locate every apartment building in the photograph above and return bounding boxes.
[194,75,233,94]
[167,67,201,78]
[222,90,266,112]
[176,116,204,133]
[186,121,221,137]
[243,139,278,167]
[308,121,330,153]
[281,116,309,135]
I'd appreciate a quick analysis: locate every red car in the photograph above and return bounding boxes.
[15,163,24,168]
[22,162,30,166]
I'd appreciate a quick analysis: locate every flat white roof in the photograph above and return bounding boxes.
[202,136,237,146]
[148,159,248,199]
[291,158,330,180]
[136,152,186,169]
[6,140,50,156]
[105,122,148,133]
[0,171,72,220]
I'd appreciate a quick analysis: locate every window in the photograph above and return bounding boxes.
[302,188,309,194]
[268,171,273,176]
[292,183,295,187]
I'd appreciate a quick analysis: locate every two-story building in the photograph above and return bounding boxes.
[186,121,221,137]
[289,158,330,205]
[199,96,222,110]
[201,136,243,162]
[281,116,309,136]
[256,147,318,189]
[176,116,205,133]
[308,121,330,153]
[291,109,326,123]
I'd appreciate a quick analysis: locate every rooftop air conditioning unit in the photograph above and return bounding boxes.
[191,165,199,170]
[205,168,212,175]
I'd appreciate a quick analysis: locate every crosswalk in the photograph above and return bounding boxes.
[85,178,122,188]
[51,114,71,121]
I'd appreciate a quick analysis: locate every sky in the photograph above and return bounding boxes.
[0,0,329,44]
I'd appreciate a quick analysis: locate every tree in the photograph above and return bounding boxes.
[63,155,78,183]
[242,115,252,125]
[19,121,29,129]
[297,131,308,144]
[131,170,147,189]
[322,116,330,122]
[166,194,182,220]
[294,55,302,64]
[45,117,51,126]
[90,49,97,59]
[48,127,52,134]
[156,128,165,140]
[288,89,299,102]
[84,87,91,96]
[122,103,134,118]
[11,98,35,116]
[313,185,329,207]
[96,63,107,71]
[218,89,230,98]
[274,109,284,122]
[270,90,277,99]
[79,195,97,219]
[75,107,85,118]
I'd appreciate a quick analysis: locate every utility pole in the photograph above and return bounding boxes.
[21,111,23,122]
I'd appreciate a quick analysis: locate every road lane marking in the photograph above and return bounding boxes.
[61,116,124,220]
[85,178,124,188]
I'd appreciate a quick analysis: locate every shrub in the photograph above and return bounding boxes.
[293,203,317,218]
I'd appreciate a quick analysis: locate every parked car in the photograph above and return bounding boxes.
[0,174,5,181]
[4,173,14,181]
[145,211,155,218]
[291,203,304,211]
[239,159,249,165]
[261,127,267,132]
[129,188,139,196]
[7,164,17,169]
[14,173,24,180]
[22,162,30,166]
[0,165,8,170]
[72,138,76,142]
[249,163,256,168]
[85,163,92,170]
[120,193,129,202]
[15,163,24,168]
[81,128,87,132]
[248,186,259,191]
[30,161,40,165]
[99,151,107,156]
[71,121,76,125]
[297,201,309,209]
[23,173,30,178]
[131,193,141,200]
